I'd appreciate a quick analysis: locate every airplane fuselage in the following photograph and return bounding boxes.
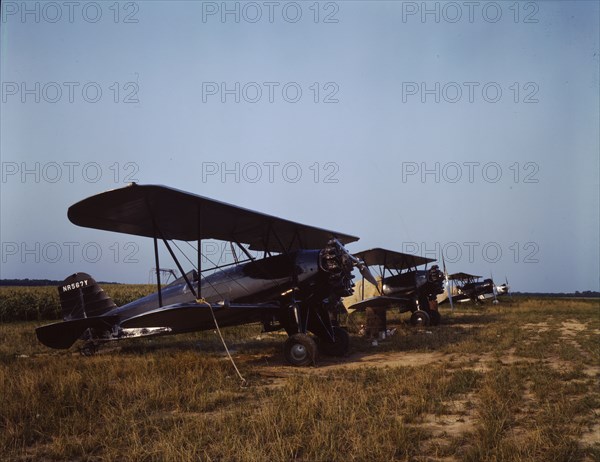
[109,250,321,322]
[381,266,444,308]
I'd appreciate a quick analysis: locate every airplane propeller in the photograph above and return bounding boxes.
[497,276,511,297]
[490,272,499,304]
[330,239,379,289]
[442,255,454,310]
[352,255,379,288]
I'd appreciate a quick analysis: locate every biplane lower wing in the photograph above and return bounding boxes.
[120,301,281,332]
[36,316,119,349]
[346,295,412,312]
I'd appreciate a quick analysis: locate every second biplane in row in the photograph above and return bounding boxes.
[436,272,510,305]
[342,248,446,327]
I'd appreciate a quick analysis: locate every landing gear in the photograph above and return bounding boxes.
[410,310,430,327]
[284,333,318,367]
[318,326,350,357]
[428,309,441,326]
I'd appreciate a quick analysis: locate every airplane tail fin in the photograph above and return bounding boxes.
[58,272,117,320]
[35,273,118,350]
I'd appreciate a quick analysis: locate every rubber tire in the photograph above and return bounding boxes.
[428,310,441,326]
[319,326,350,357]
[410,310,430,327]
[284,333,318,367]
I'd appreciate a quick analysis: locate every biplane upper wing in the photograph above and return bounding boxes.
[68,184,358,252]
[353,248,435,270]
[448,272,481,280]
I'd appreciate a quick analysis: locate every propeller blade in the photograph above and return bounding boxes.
[332,239,380,294]
[490,272,498,303]
[358,262,379,288]
[442,255,454,310]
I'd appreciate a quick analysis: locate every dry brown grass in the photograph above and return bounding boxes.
[0,297,598,461]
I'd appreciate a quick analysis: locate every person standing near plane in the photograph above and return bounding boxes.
[365,306,387,345]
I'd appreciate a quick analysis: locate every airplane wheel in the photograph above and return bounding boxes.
[284,333,318,367]
[428,310,441,326]
[410,310,430,327]
[319,326,350,357]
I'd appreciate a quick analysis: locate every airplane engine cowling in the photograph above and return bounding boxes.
[481,279,495,294]
[421,265,445,297]
[318,239,355,298]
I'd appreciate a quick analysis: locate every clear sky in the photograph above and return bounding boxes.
[1,0,599,292]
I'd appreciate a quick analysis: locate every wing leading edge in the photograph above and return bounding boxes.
[353,248,435,270]
[345,295,412,312]
[67,184,358,252]
[449,272,481,280]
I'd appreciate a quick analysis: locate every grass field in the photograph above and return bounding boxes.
[0,285,157,322]
[0,297,598,461]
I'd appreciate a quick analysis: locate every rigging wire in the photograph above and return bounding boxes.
[183,240,254,296]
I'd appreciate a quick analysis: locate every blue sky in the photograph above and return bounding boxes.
[1,0,599,292]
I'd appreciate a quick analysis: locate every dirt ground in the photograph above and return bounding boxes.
[243,311,599,460]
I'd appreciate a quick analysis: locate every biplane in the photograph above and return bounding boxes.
[343,248,445,327]
[36,184,377,366]
[437,272,497,305]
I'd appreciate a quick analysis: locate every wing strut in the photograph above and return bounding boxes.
[197,205,202,299]
[262,223,271,259]
[153,235,163,307]
[148,195,199,301]
[160,236,197,298]
[286,228,304,252]
[271,222,288,254]
[235,241,254,261]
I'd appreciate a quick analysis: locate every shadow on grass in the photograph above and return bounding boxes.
[82,311,499,368]
[442,312,500,326]
[115,334,284,358]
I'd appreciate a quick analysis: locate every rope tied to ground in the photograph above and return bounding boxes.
[197,298,247,386]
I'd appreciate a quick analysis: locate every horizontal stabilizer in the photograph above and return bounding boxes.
[346,295,411,312]
[36,316,119,349]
